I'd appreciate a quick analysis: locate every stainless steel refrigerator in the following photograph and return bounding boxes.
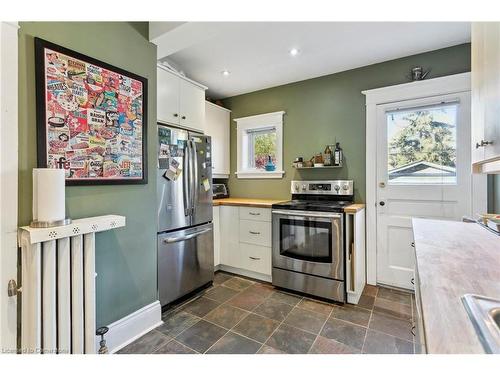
[157,124,214,307]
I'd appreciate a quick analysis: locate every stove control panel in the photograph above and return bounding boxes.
[291,180,354,196]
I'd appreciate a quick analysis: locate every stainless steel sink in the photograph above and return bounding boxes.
[462,294,500,354]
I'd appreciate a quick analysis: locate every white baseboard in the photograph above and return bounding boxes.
[218,265,271,283]
[95,300,162,354]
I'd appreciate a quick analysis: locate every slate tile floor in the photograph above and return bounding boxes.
[118,272,416,354]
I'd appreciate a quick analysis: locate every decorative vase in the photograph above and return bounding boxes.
[265,155,276,171]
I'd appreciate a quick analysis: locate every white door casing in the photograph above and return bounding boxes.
[363,73,487,288]
[0,21,19,353]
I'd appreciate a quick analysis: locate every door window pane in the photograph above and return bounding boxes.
[387,103,458,185]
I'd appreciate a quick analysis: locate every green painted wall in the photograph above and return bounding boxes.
[223,44,472,203]
[18,22,157,326]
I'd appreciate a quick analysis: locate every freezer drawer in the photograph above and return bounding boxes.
[158,223,214,306]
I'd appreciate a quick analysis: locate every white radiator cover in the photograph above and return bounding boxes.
[18,215,126,354]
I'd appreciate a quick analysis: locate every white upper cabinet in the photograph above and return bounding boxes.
[157,65,207,132]
[179,79,206,130]
[205,101,231,178]
[472,23,500,173]
[157,66,180,125]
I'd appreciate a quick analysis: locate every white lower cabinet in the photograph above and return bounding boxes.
[213,206,220,267]
[214,205,272,281]
[240,243,272,275]
[345,209,366,304]
[239,219,272,247]
[239,206,272,222]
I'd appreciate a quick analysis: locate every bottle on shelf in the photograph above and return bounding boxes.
[323,145,333,166]
[334,142,343,166]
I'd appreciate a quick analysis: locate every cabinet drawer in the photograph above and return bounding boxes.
[239,219,271,247]
[239,207,271,222]
[240,243,271,276]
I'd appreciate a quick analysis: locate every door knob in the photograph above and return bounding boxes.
[379,201,385,206]
[7,279,19,297]
[476,139,493,148]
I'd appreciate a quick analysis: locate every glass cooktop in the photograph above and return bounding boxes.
[272,199,353,213]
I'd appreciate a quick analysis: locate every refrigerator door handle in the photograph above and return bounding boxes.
[182,140,190,216]
[162,227,212,244]
[191,140,199,214]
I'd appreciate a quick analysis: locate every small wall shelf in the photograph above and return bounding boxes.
[292,165,343,170]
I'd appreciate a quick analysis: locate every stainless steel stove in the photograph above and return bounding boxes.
[271,180,354,302]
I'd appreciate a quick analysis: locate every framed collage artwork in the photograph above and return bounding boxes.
[34,37,148,185]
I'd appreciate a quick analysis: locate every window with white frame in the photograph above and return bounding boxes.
[234,111,285,179]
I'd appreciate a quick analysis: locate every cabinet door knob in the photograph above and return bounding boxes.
[249,231,261,235]
[181,115,186,120]
[379,201,385,206]
[249,256,261,260]
[173,113,179,117]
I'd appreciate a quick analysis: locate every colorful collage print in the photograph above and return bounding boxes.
[43,48,144,181]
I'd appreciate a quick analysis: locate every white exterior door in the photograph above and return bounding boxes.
[376,92,474,289]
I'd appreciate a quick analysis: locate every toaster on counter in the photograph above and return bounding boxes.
[212,183,229,199]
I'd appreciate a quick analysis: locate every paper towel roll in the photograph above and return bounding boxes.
[33,168,65,222]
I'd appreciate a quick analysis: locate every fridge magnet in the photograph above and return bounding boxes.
[202,178,211,192]
[175,148,184,157]
[169,144,179,157]
[158,157,169,170]
[163,158,181,181]
[158,127,171,145]
[35,37,148,185]
[159,143,170,158]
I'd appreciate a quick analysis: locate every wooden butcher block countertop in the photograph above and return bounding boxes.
[213,198,366,212]
[412,218,500,354]
[212,198,286,208]
[343,203,365,213]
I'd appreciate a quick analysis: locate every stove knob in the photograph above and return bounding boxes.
[342,184,349,191]
[302,184,307,192]
[334,185,340,192]
[294,184,299,192]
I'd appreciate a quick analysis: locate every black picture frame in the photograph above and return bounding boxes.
[34,37,148,185]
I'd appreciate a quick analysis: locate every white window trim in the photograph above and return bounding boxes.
[362,72,487,286]
[234,111,285,179]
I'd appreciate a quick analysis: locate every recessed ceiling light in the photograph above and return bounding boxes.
[222,70,230,76]
[289,48,299,56]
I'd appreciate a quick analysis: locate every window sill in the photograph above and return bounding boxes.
[235,170,285,179]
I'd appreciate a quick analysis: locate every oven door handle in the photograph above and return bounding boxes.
[272,210,342,219]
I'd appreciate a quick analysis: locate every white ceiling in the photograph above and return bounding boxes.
[152,22,470,99]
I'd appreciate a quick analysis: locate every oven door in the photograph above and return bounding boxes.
[272,210,343,280]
